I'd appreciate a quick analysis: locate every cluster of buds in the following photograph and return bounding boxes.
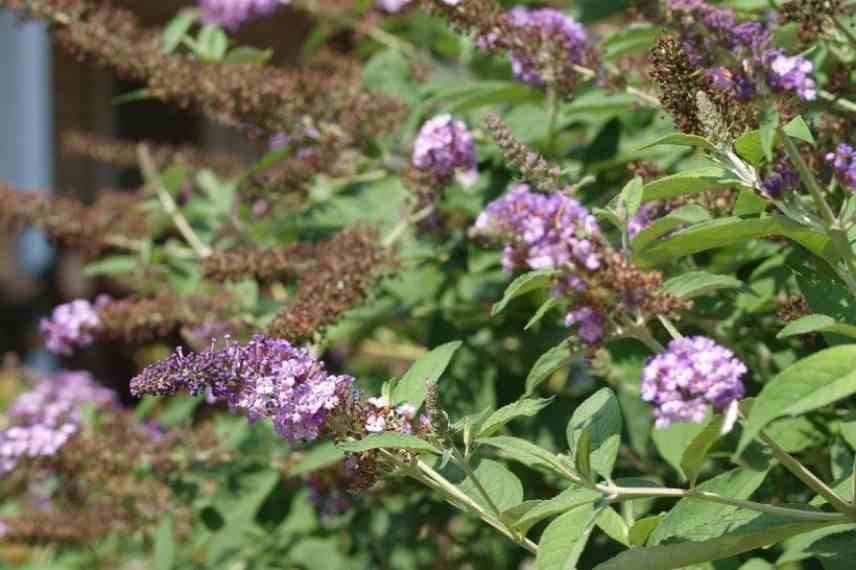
[202,242,319,283]
[826,144,856,191]
[471,184,687,346]
[483,113,563,192]
[780,0,843,45]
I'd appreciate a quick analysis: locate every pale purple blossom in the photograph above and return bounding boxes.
[130,335,354,442]
[472,184,601,273]
[0,371,117,473]
[761,157,799,198]
[762,49,817,101]
[377,0,411,12]
[506,7,589,86]
[641,336,746,428]
[412,114,478,186]
[198,0,286,30]
[826,144,856,191]
[628,203,660,239]
[39,297,108,355]
[564,306,604,344]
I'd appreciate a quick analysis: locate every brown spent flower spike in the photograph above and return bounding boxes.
[483,113,563,192]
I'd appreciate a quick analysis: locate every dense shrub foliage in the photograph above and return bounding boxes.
[3,0,856,568]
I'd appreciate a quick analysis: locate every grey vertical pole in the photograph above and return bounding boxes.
[0,9,54,274]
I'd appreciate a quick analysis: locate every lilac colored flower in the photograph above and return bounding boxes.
[0,371,116,473]
[628,203,660,239]
[377,0,411,12]
[826,144,856,191]
[507,7,589,86]
[39,298,104,354]
[268,132,290,150]
[198,0,286,30]
[412,114,478,186]
[0,521,7,538]
[641,336,746,428]
[472,184,602,273]
[130,335,354,442]
[564,306,604,344]
[762,49,817,101]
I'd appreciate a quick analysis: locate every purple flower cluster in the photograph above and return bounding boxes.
[641,336,746,428]
[506,7,589,86]
[39,298,106,355]
[364,397,417,435]
[198,0,286,30]
[0,371,117,473]
[667,0,816,102]
[564,306,604,344]
[628,202,660,239]
[826,144,856,191]
[761,156,799,198]
[412,114,478,186]
[130,335,354,442]
[473,184,601,273]
[762,50,817,101]
[377,0,411,12]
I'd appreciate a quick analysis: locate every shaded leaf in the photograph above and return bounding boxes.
[392,341,462,408]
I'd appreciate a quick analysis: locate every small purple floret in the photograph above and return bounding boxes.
[412,114,478,185]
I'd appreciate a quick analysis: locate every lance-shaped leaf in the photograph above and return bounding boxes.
[338,433,440,454]
[392,341,462,408]
[641,167,743,202]
[777,314,856,340]
[492,270,558,317]
[566,388,623,480]
[660,271,745,300]
[631,205,711,252]
[478,397,555,438]
[537,501,606,570]
[513,486,603,534]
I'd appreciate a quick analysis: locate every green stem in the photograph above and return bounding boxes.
[452,449,503,519]
[819,89,856,115]
[833,16,856,53]
[758,430,855,516]
[545,86,560,157]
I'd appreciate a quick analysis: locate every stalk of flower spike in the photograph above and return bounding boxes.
[483,113,563,192]
[267,228,398,343]
[0,182,147,253]
[1,0,404,143]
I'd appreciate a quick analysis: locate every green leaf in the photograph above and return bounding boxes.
[619,176,645,220]
[455,458,523,511]
[525,297,560,330]
[481,436,574,481]
[566,388,623,480]
[162,9,200,53]
[575,427,593,480]
[597,506,631,546]
[492,270,557,317]
[450,82,543,113]
[82,255,138,277]
[338,433,440,454]
[649,468,769,545]
[197,24,229,61]
[288,442,345,478]
[641,167,743,202]
[478,397,554,438]
[513,487,603,534]
[760,108,780,162]
[660,271,744,300]
[739,346,856,453]
[602,24,659,60]
[223,46,273,65]
[636,133,716,152]
[653,421,707,477]
[363,49,419,104]
[778,524,856,567]
[791,256,856,346]
[631,205,711,252]
[778,314,856,340]
[158,395,203,428]
[734,190,769,216]
[536,501,605,570]
[680,415,726,485]
[525,341,576,395]
[153,515,175,570]
[392,341,462,408]
[629,514,665,547]
[595,517,835,570]
[735,116,815,167]
[633,215,835,268]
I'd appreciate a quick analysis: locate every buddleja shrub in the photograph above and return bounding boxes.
[3,0,856,568]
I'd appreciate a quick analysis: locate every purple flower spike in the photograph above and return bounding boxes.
[507,7,589,86]
[641,336,746,428]
[1,371,116,473]
[130,335,354,443]
[473,184,601,273]
[412,114,478,186]
[198,0,286,30]
[564,306,604,344]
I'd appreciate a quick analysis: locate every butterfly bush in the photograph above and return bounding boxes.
[6,0,856,565]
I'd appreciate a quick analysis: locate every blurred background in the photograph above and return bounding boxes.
[0,2,309,382]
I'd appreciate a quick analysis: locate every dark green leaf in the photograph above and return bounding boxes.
[525,341,577,395]
[777,314,856,340]
[636,133,716,152]
[478,397,554,438]
[153,515,175,570]
[512,487,603,534]
[653,420,707,477]
[288,442,345,478]
[629,514,665,546]
[481,436,575,481]
[631,205,711,252]
[660,271,744,299]
[641,167,743,202]
[536,501,605,570]
[492,270,557,317]
[567,388,623,480]
[456,458,523,511]
[525,297,560,330]
[680,415,726,485]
